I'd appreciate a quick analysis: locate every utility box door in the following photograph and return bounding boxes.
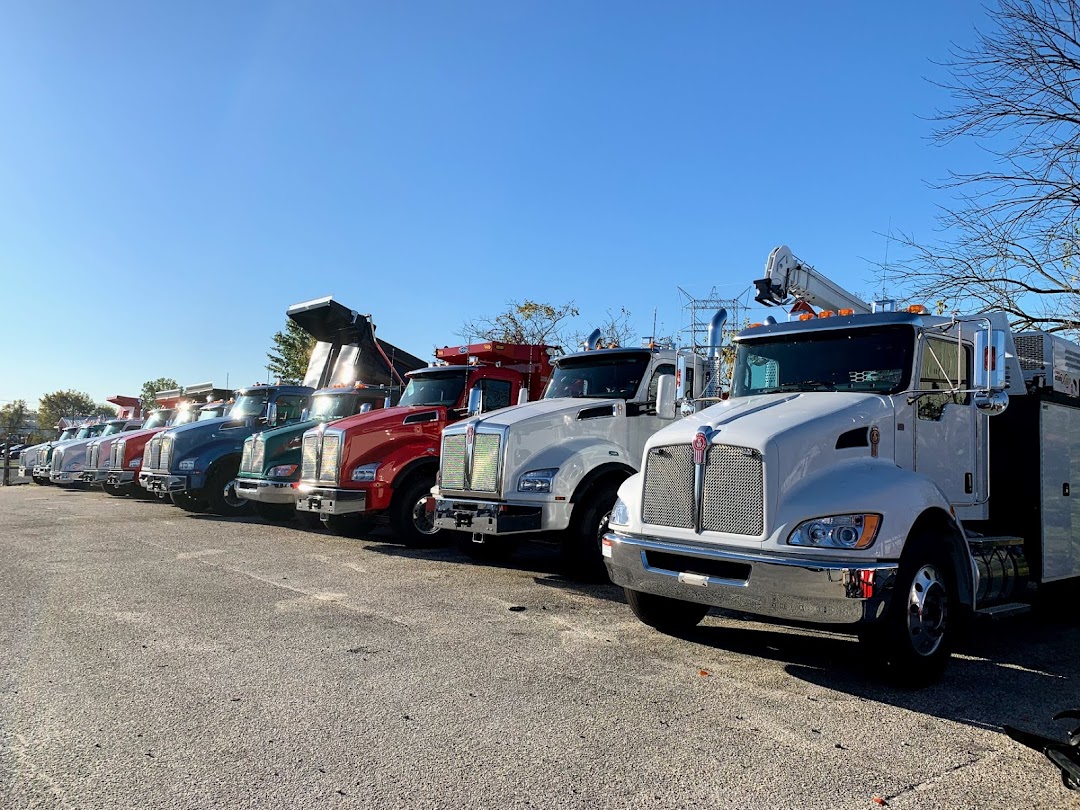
[1040,402,1080,581]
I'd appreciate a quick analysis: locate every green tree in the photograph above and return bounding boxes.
[460,299,580,349]
[267,320,316,384]
[37,390,98,431]
[0,400,29,439]
[140,377,180,410]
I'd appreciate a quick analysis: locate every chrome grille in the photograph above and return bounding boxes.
[52,446,65,470]
[240,438,254,473]
[440,434,466,490]
[251,437,265,472]
[319,434,340,483]
[159,437,173,471]
[88,442,100,470]
[301,434,318,481]
[112,440,125,470]
[642,445,695,528]
[469,433,501,492]
[702,445,764,536]
[144,438,158,470]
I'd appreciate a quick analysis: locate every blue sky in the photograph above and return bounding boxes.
[0,0,991,408]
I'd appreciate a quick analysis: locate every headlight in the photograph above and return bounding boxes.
[609,497,630,526]
[267,464,299,478]
[350,462,380,483]
[129,459,140,468]
[178,459,196,471]
[517,468,559,493]
[787,514,881,550]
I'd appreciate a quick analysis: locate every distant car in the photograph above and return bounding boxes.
[1,443,25,459]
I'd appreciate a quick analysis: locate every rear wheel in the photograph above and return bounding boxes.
[626,588,709,632]
[253,502,296,523]
[390,473,440,548]
[171,488,209,513]
[562,482,619,581]
[322,513,377,537]
[204,461,252,517]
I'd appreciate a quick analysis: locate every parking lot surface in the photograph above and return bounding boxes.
[1,485,1078,809]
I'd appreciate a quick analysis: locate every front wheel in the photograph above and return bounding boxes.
[390,474,440,548]
[322,513,377,537]
[626,588,709,633]
[32,474,50,486]
[102,482,134,497]
[562,483,619,581]
[204,461,252,517]
[171,488,210,513]
[862,541,956,687]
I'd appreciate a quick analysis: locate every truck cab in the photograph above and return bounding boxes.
[138,384,313,513]
[432,341,709,576]
[296,341,554,545]
[50,417,145,485]
[603,245,1080,685]
[234,382,397,522]
[18,426,76,483]
[30,422,111,484]
[83,409,175,487]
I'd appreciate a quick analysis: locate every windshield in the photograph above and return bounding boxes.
[732,325,915,397]
[172,407,197,426]
[310,392,360,421]
[198,406,227,421]
[100,423,124,437]
[230,392,268,418]
[399,370,468,408]
[59,429,76,441]
[142,411,170,430]
[544,353,650,400]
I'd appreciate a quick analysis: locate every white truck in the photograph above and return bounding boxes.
[602,245,1080,684]
[431,322,726,577]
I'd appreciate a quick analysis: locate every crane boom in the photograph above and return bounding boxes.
[752,245,871,315]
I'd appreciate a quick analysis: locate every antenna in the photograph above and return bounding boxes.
[880,218,892,301]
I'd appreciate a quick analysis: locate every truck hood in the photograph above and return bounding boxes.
[329,405,450,436]
[160,415,256,459]
[54,437,98,471]
[468,396,625,429]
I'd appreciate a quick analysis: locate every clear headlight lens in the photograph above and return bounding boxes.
[787,514,881,550]
[609,497,630,527]
[518,468,558,493]
[350,462,381,483]
[178,459,196,471]
[267,464,298,478]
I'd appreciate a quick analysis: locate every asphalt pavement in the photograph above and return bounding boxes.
[1,485,1078,810]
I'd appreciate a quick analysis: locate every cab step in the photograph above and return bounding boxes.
[975,602,1031,619]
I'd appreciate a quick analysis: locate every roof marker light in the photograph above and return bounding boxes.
[838,308,854,316]
[818,310,834,318]
[798,313,815,321]
[908,304,929,314]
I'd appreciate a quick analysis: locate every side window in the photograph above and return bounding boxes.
[645,364,676,410]
[918,338,971,421]
[274,395,306,423]
[478,379,512,413]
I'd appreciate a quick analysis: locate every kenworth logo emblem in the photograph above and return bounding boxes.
[692,429,709,465]
[466,424,475,449]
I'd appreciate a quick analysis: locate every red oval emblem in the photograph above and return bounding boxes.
[692,432,708,465]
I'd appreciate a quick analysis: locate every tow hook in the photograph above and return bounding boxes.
[1004,709,1080,790]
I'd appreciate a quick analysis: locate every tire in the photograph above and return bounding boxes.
[204,460,253,517]
[253,501,296,523]
[102,482,134,498]
[171,488,210,513]
[390,473,440,548]
[561,482,619,581]
[297,511,324,531]
[321,513,377,537]
[625,588,709,632]
[32,475,50,486]
[862,538,956,687]
[457,532,518,562]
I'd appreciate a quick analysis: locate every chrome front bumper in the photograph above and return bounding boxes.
[294,485,366,515]
[50,469,81,484]
[79,469,110,484]
[140,473,189,493]
[432,497,544,535]
[235,478,297,504]
[603,532,899,626]
[17,466,33,480]
[106,471,136,486]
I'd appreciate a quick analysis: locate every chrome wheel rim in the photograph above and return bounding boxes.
[907,564,948,656]
[412,495,439,535]
[222,480,245,509]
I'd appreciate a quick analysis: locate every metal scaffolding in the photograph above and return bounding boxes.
[676,286,747,403]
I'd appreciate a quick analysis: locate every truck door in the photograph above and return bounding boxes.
[626,362,676,464]
[912,336,978,506]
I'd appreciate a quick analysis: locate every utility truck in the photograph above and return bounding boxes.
[139,297,423,516]
[295,341,554,545]
[233,303,427,522]
[603,245,1080,684]
[431,326,725,576]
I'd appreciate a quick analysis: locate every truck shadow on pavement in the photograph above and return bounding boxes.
[679,609,1080,742]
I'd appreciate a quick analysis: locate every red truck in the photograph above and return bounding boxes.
[296,341,554,545]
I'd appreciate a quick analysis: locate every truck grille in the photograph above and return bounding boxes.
[301,434,318,480]
[319,434,340,483]
[112,440,125,470]
[641,442,764,536]
[88,442,100,470]
[159,436,173,471]
[240,437,263,473]
[52,446,65,470]
[438,432,500,493]
[642,445,695,529]
[440,434,467,489]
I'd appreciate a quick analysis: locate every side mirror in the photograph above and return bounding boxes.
[359,403,372,414]
[300,408,310,421]
[974,329,1007,390]
[466,387,483,417]
[657,374,677,420]
[974,389,1009,415]
[517,387,529,405]
[265,402,278,426]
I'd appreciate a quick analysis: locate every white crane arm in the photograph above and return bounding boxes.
[753,245,871,315]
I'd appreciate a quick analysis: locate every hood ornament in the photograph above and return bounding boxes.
[693,426,715,466]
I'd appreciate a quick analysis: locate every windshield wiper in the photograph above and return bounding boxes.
[757,381,837,393]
